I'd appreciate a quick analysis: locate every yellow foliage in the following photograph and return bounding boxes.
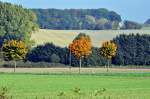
[100,40,117,59]
[2,40,28,60]
[69,36,92,59]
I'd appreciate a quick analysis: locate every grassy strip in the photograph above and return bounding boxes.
[0,72,150,77]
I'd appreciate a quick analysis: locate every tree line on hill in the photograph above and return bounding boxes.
[145,19,150,25]
[32,8,122,30]
[32,9,146,30]
[0,1,145,36]
[27,34,150,66]
[121,20,142,29]
[144,19,150,28]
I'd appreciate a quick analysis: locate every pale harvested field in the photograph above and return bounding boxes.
[31,29,150,47]
[0,67,150,73]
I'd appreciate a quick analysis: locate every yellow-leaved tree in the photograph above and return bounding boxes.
[100,40,117,72]
[2,40,28,72]
[69,35,92,73]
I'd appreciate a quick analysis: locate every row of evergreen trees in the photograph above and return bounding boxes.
[113,34,150,65]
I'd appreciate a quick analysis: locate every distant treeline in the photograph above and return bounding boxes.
[0,1,145,32]
[32,8,122,30]
[145,19,150,25]
[26,34,150,66]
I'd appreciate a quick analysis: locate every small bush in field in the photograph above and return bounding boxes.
[50,54,60,63]
[0,87,11,99]
[2,87,108,99]
[94,88,106,96]
[57,91,66,97]
[72,87,81,94]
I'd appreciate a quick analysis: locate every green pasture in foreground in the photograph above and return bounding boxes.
[0,73,150,99]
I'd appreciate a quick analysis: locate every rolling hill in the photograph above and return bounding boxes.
[31,29,150,47]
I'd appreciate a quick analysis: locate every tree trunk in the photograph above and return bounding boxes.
[107,59,110,72]
[69,51,72,66]
[107,59,112,72]
[79,57,82,74]
[69,51,72,71]
[14,61,16,72]
[105,65,107,69]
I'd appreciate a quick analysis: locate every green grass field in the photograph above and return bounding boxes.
[0,73,150,99]
[31,29,150,47]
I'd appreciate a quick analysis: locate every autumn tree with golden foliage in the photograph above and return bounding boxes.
[100,40,117,72]
[69,35,92,73]
[2,40,28,72]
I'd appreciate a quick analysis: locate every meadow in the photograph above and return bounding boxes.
[31,29,150,47]
[0,72,150,99]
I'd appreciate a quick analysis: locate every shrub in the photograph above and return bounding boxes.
[0,87,11,99]
[2,61,67,68]
[50,54,60,63]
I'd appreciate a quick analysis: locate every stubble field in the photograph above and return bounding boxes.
[31,29,150,47]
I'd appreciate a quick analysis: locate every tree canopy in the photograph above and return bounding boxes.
[121,20,142,29]
[100,41,117,60]
[0,2,38,47]
[113,34,150,65]
[69,35,92,59]
[32,8,121,30]
[144,19,150,25]
[2,40,27,61]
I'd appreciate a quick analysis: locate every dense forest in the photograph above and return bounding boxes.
[113,34,150,65]
[32,8,122,30]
